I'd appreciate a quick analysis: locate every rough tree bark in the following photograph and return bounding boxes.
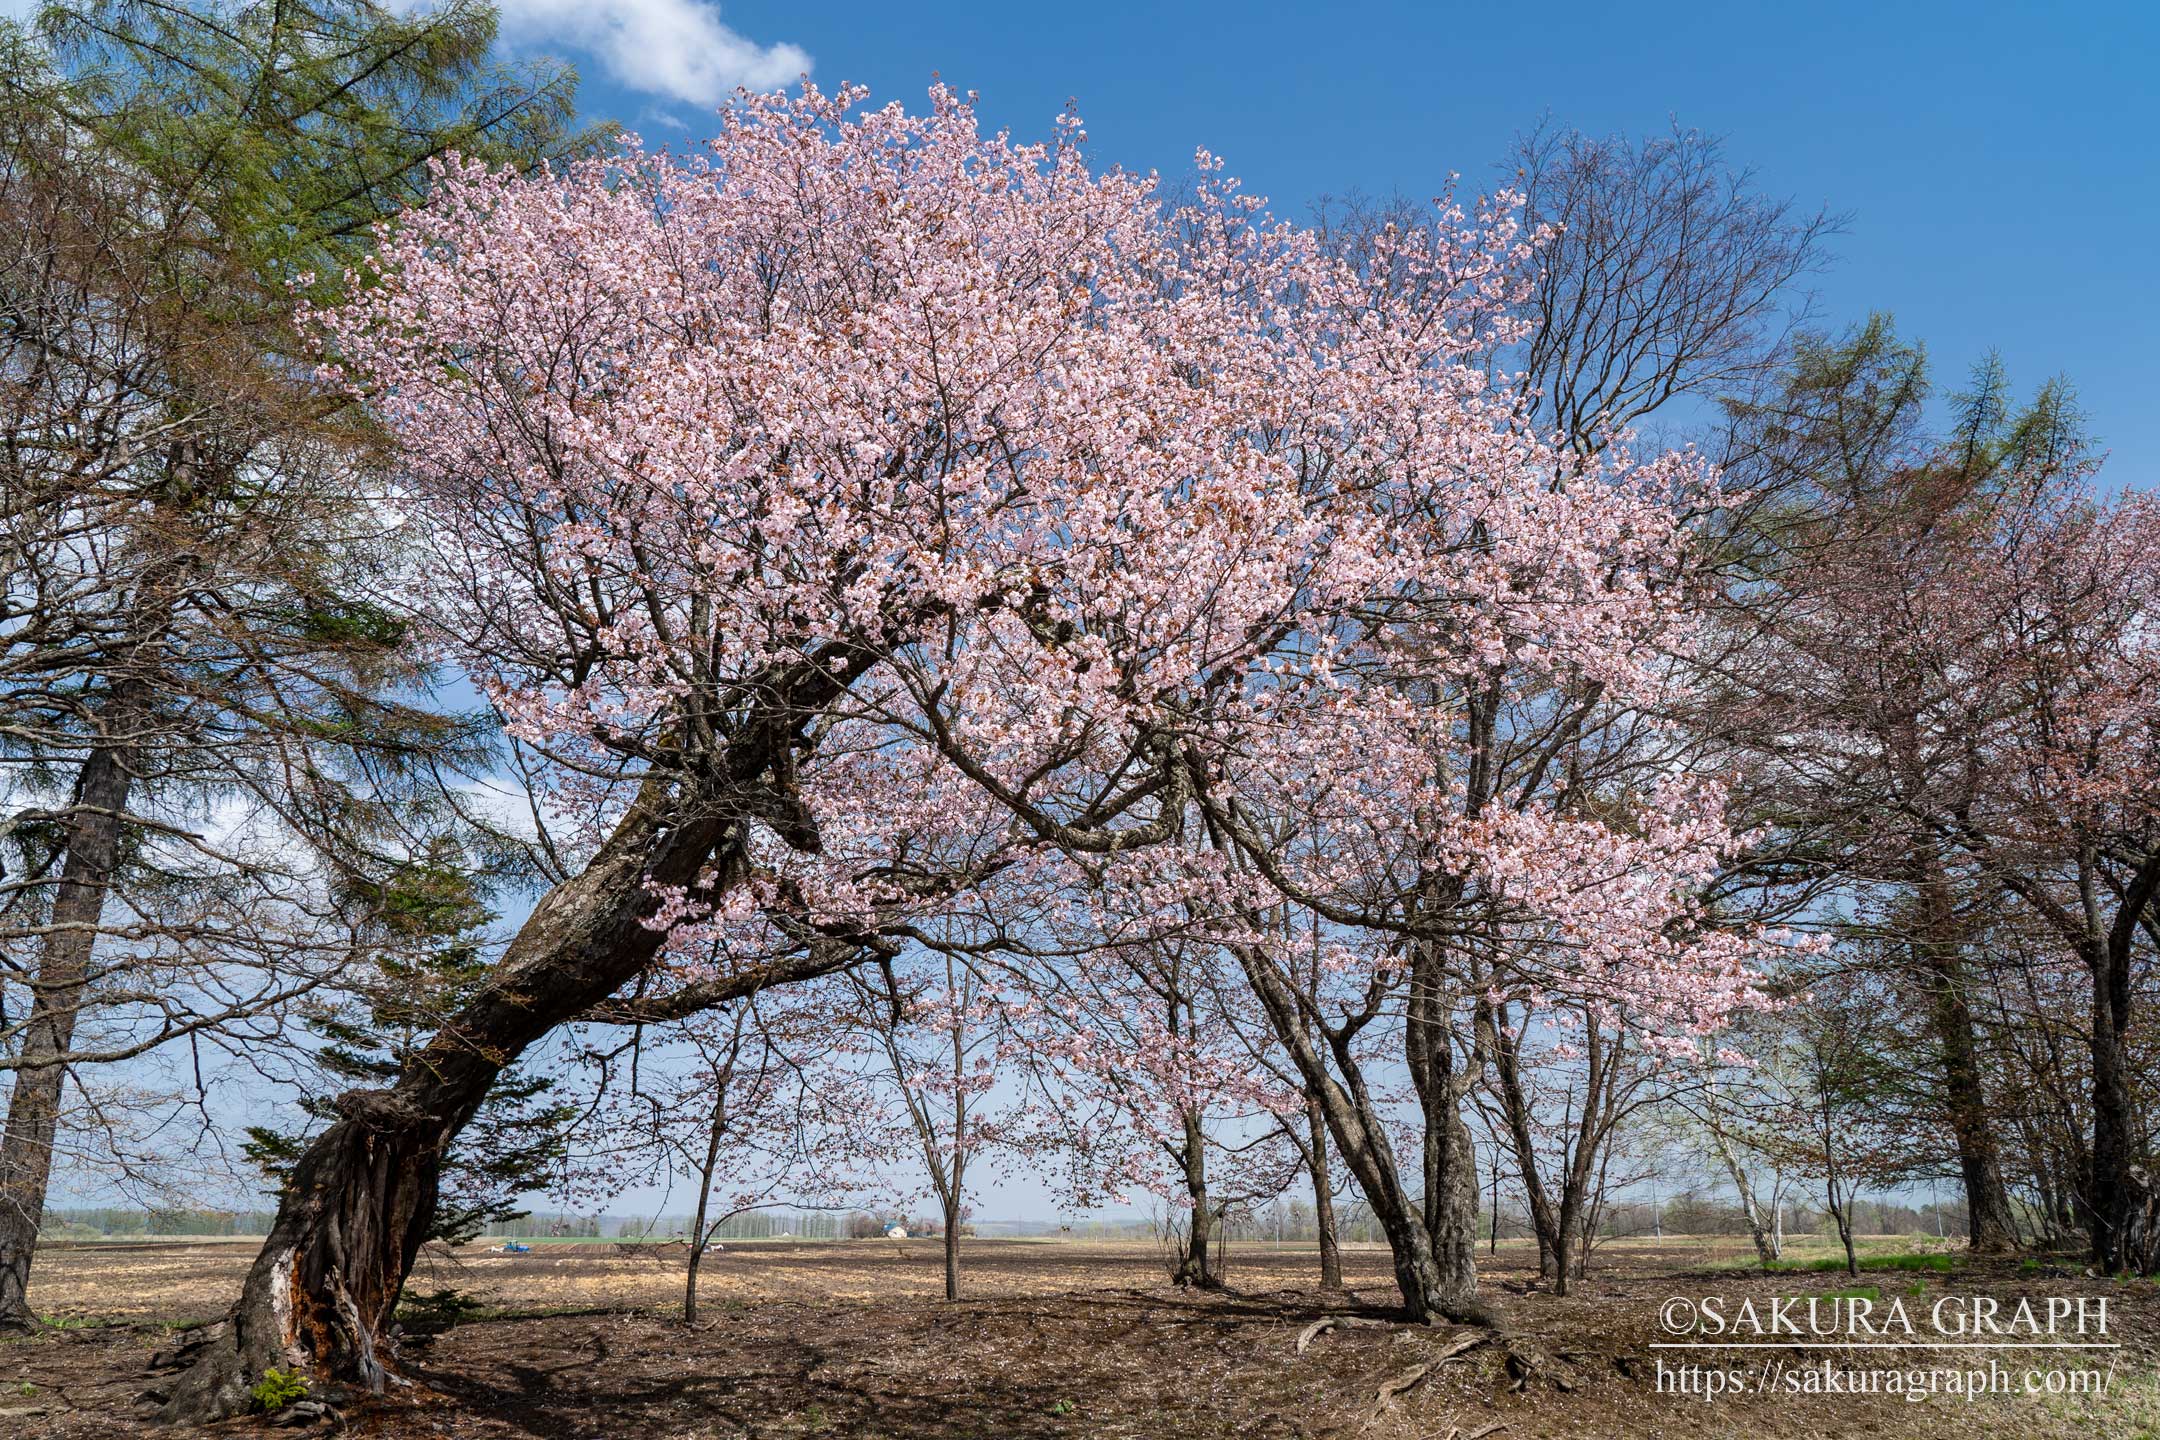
[1403,940,1487,1318]
[2085,921,2140,1274]
[152,789,736,1419]
[1908,846,2019,1254]
[0,684,146,1328]
[1987,845,2160,1274]
[2087,850,2160,1273]
[1306,1096,1342,1291]
[1170,1110,1217,1289]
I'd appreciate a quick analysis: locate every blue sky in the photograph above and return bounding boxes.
[469,0,2160,1224]
[522,0,2158,484]
[43,0,2153,1224]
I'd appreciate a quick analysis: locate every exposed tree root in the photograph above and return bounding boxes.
[1354,1330,1493,1433]
[1296,1314,1390,1351]
[1500,1333,1577,1392]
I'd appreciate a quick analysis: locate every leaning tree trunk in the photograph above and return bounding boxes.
[155,791,737,1420]
[154,650,874,1421]
[0,684,146,1329]
[1547,1023,1615,1297]
[2,460,199,1328]
[1486,1003,1560,1280]
[1707,1127,1780,1268]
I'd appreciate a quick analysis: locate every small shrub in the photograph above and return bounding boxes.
[249,1367,309,1412]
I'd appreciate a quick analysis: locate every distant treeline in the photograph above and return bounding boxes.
[48,1207,280,1238]
[50,1191,1968,1245]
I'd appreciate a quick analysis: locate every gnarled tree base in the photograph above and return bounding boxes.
[154,1092,443,1423]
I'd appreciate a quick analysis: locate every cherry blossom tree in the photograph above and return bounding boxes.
[592,980,874,1322]
[160,81,1788,1414]
[1020,926,1301,1289]
[1479,999,1674,1291]
[842,954,1012,1301]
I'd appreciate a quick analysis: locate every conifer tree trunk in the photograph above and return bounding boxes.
[1909,847,2018,1254]
[0,687,144,1328]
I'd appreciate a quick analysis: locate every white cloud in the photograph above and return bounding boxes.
[494,0,810,107]
[0,0,805,107]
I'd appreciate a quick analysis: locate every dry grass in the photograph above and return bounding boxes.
[2,1235,2153,1439]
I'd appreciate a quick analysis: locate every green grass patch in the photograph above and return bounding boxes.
[1765,1252,1957,1274]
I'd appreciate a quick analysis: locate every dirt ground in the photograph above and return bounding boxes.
[2,1235,2153,1439]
